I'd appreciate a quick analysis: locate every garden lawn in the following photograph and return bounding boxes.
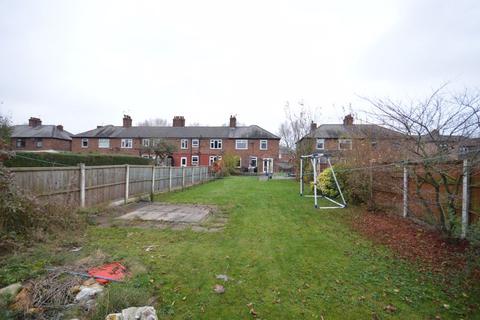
[84,177,477,319]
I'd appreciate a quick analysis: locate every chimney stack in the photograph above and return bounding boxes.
[123,115,132,128]
[56,125,63,131]
[172,116,185,127]
[229,115,237,128]
[343,114,354,126]
[28,117,42,127]
[310,121,317,132]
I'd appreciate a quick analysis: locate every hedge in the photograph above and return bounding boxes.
[4,152,152,167]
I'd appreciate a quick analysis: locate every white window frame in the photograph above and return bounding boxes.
[34,138,43,148]
[249,156,258,168]
[16,138,26,148]
[260,140,268,150]
[98,138,110,148]
[338,139,352,150]
[209,155,222,166]
[181,139,188,149]
[81,138,89,148]
[180,157,187,167]
[235,139,248,150]
[121,138,133,149]
[210,139,222,149]
[236,157,241,168]
[316,138,325,150]
[142,138,150,147]
[192,139,199,148]
[191,155,199,166]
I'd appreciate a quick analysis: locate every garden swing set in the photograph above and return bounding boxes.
[299,153,347,209]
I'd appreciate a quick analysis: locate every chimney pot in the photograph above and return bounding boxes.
[56,125,63,131]
[123,115,132,128]
[343,114,354,126]
[229,115,237,128]
[28,117,42,127]
[310,121,317,132]
[172,116,185,127]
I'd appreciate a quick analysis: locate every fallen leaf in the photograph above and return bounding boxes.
[384,304,397,313]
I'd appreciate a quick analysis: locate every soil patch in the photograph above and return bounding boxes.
[350,211,473,275]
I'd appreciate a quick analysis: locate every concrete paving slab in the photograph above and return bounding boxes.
[118,203,211,223]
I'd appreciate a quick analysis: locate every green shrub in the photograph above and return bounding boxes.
[4,152,151,167]
[317,166,345,198]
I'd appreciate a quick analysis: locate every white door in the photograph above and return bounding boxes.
[262,158,273,173]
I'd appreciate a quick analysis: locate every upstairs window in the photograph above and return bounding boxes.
[34,138,43,148]
[260,140,268,150]
[81,138,89,148]
[181,139,188,149]
[16,138,26,148]
[235,139,248,150]
[121,138,133,148]
[338,139,352,150]
[210,139,222,149]
[98,138,110,148]
[316,139,325,150]
[192,139,199,148]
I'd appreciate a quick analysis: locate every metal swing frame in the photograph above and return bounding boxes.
[300,153,347,209]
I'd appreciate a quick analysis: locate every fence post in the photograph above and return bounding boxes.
[192,167,195,185]
[168,166,172,191]
[403,164,408,218]
[461,159,470,239]
[125,164,130,204]
[79,163,86,207]
[182,167,185,190]
[150,165,155,201]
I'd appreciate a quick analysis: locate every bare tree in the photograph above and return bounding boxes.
[137,118,169,126]
[278,101,314,152]
[365,86,480,236]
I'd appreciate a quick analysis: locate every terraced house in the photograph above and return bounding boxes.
[73,115,280,172]
[11,117,73,151]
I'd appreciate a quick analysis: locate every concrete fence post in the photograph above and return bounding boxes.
[150,165,156,201]
[125,164,130,204]
[79,163,86,207]
[192,167,195,185]
[182,167,185,189]
[461,159,470,239]
[403,164,408,218]
[168,166,172,192]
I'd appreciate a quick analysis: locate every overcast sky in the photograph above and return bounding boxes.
[1,0,479,134]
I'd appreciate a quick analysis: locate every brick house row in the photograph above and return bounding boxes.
[296,114,479,166]
[11,117,73,152]
[72,115,280,172]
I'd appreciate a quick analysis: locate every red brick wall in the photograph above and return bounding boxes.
[11,138,71,151]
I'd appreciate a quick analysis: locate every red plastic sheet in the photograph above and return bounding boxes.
[87,262,128,284]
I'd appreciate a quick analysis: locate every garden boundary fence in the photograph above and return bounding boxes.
[10,164,213,207]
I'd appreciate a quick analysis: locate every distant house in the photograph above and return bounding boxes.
[296,114,404,163]
[73,115,281,172]
[11,117,73,152]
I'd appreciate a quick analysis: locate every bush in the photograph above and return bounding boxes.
[317,166,345,198]
[0,163,82,252]
[4,152,151,167]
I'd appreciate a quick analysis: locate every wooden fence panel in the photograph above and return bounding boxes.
[11,165,212,208]
[84,166,125,206]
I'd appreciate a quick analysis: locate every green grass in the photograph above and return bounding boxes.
[2,177,478,319]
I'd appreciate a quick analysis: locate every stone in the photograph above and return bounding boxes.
[213,284,225,294]
[74,283,104,303]
[105,306,157,320]
[0,282,22,297]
